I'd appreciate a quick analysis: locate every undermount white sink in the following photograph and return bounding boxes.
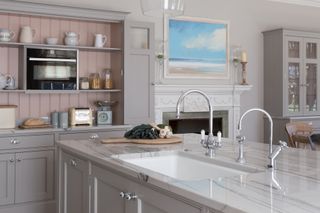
[113,151,260,181]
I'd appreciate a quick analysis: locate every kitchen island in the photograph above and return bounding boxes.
[56,134,320,213]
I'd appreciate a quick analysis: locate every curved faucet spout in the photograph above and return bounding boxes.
[237,108,274,167]
[176,89,220,157]
[176,90,213,137]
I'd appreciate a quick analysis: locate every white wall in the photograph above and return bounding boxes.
[19,0,320,142]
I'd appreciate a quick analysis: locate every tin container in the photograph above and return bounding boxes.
[0,105,17,129]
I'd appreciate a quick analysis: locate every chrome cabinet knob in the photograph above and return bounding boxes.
[11,139,20,144]
[125,193,137,201]
[9,158,14,163]
[89,134,99,140]
[119,192,126,198]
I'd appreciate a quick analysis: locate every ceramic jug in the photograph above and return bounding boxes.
[64,32,80,46]
[94,34,107,48]
[0,28,15,42]
[19,26,35,43]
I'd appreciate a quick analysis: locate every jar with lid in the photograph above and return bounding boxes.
[103,69,113,89]
[89,73,101,89]
[79,77,89,90]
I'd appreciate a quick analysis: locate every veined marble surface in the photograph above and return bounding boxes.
[56,134,320,213]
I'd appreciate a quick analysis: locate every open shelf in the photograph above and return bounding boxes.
[0,89,25,93]
[79,89,121,93]
[0,41,122,52]
[0,89,121,94]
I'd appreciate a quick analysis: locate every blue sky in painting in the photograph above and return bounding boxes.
[169,19,227,63]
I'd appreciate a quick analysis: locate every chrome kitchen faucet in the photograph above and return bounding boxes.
[236,108,287,169]
[176,90,221,158]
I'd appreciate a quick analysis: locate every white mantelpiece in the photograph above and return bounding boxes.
[154,84,252,139]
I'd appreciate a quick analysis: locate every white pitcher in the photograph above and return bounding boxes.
[94,34,107,48]
[19,26,35,43]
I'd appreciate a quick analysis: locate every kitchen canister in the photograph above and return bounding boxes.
[51,112,59,128]
[58,112,69,128]
[0,105,17,129]
[19,26,35,43]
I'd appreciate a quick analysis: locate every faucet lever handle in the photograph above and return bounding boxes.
[279,140,288,148]
[236,135,245,143]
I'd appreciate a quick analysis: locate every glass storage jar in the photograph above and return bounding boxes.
[104,69,113,89]
[89,73,101,89]
[79,77,89,90]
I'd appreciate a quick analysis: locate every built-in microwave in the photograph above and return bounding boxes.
[24,46,78,90]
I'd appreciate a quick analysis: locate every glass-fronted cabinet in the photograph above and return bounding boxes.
[264,29,320,145]
[285,36,320,116]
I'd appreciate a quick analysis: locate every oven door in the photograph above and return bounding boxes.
[27,57,77,90]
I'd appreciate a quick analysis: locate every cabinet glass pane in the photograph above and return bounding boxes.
[288,41,300,58]
[306,63,317,112]
[130,27,149,49]
[288,63,300,112]
[306,42,317,59]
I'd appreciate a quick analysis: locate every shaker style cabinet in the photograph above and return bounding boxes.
[58,150,203,213]
[124,21,155,125]
[264,29,320,117]
[0,134,55,213]
[91,164,202,213]
[0,154,15,206]
[59,151,90,213]
[263,29,320,143]
[15,150,54,203]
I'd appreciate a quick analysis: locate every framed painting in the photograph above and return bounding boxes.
[164,17,229,80]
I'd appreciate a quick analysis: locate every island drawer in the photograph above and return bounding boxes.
[0,134,54,150]
[59,130,125,141]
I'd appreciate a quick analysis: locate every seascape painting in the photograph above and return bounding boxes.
[165,17,229,79]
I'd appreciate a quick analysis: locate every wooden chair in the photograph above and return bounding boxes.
[285,122,316,150]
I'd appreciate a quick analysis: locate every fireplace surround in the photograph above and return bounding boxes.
[154,84,252,139]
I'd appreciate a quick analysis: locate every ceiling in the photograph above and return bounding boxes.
[269,0,320,7]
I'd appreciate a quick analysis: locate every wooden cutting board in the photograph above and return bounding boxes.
[101,136,182,145]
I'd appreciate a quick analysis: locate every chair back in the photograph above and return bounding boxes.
[285,122,313,148]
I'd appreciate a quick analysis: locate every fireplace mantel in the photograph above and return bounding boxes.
[154,84,252,139]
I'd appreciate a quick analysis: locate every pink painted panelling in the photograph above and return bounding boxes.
[0,93,110,120]
[0,13,118,121]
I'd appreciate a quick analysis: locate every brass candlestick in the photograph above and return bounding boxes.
[241,62,248,85]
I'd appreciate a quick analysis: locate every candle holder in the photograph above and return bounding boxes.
[240,62,248,85]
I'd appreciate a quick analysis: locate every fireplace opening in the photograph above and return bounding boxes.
[163,111,228,137]
[169,117,223,136]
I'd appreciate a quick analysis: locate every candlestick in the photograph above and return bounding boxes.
[241,62,248,85]
[241,51,247,63]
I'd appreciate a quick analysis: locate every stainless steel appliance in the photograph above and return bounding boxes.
[24,46,78,90]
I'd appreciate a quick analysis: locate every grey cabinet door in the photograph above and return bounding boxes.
[135,184,201,213]
[124,21,155,125]
[60,151,89,213]
[0,154,15,206]
[91,164,201,213]
[15,150,54,203]
[91,164,132,213]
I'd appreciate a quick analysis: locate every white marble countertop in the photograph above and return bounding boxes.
[56,134,320,213]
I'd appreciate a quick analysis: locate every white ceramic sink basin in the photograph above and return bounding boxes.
[113,151,259,180]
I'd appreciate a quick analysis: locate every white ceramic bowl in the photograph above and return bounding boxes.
[46,37,58,45]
